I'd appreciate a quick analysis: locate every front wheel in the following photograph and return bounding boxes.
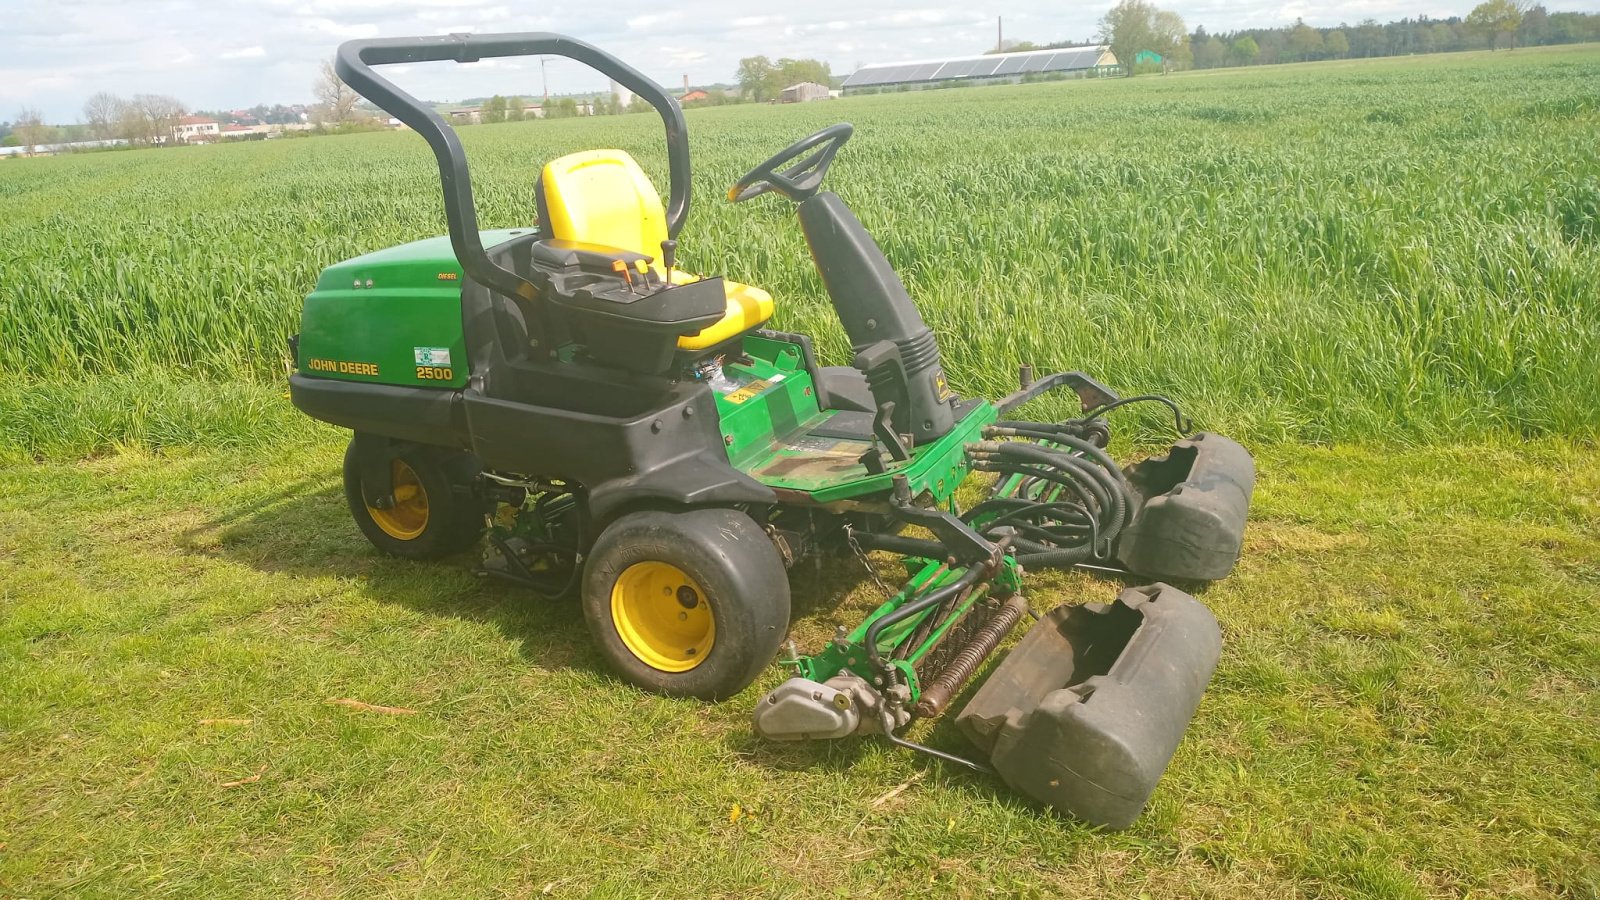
[582,508,791,700]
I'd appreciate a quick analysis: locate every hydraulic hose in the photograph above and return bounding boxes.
[962,436,1137,570]
[863,565,987,681]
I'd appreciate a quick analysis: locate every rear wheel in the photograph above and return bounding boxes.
[582,508,790,700]
[343,439,486,560]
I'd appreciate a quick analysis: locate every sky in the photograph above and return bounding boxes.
[3,0,1591,122]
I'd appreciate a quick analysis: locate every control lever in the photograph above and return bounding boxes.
[660,239,677,287]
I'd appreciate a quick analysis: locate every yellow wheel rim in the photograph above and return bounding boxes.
[367,459,429,540]
[610,561,715,673]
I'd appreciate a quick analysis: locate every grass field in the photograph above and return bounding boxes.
[2,439,1596,897]
[1,45,1598,458]
[2,46,1599,898]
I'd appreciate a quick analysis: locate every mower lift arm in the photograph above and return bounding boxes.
[996,370,1119,415]
[335,32,692,303]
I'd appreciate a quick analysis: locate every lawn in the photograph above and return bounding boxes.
[1,433,1596,897]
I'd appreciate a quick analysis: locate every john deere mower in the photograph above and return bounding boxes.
[290,33,1255,828]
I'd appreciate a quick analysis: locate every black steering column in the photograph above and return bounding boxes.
[730,124,959,449]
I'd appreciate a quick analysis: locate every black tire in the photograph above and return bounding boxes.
[343,438,486,560]
[582,508,791,700]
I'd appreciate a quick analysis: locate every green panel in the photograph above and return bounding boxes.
[297,228,529,389]
[713,336,999,507]
[711,336,827,463]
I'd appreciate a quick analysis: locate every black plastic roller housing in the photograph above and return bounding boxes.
[956,583,1222,829]
[1116,432,1255,582]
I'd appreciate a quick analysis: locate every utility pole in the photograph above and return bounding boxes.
[997,16,1003,53]
[541,57,549,101]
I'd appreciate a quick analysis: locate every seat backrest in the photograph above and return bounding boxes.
[539,149,668,257]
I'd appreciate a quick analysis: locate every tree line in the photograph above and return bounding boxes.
[735,57,834,102]
[3,93,187,153]
[1085,0,1600,74]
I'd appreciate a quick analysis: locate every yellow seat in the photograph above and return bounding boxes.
[539,149,773,351]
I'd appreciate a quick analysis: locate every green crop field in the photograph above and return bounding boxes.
[2,44,1598,458]
[2,46,1598,898]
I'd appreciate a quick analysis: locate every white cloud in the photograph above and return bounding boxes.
[7,0,1596,121]
[298,17,382,38]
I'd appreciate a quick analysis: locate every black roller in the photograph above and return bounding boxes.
[956,583,1222,829]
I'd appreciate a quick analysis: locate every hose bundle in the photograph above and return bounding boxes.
[963,423,1136,570]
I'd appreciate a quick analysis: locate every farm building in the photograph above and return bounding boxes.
[173,115,220,143]
[842,46,1118,94]
[779,82,830,103]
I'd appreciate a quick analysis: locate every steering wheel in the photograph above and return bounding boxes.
[727,123,854,204]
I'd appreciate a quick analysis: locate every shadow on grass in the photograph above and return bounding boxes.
[177,471,1181,816]
[178,476,603,677]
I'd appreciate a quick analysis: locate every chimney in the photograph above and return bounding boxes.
[684,74,689,91]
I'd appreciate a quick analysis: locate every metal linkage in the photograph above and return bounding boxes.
[878,708,995,775]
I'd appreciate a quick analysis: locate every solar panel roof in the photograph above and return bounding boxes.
[842,46,1107,88]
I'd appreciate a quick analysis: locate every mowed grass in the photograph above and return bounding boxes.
[1,45,1599,458]
[1,431,1597,897]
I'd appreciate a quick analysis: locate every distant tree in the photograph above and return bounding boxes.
[313,58,360,125]
[737,55,778,101]
[13,107,47,155]
[1325,29,1351,57]
[1431,22,1458,50]
[1352,19,1385,56]
[1288,19,1324,59]
[1547,11,1599,42]
[776,58,832,89]
[1467,0,1523,48]
[1517,4,1549,44]
[481,95,507,124]
[1231,35,1260,65]
[119,94,184,146]
[506,96,525,121]
[83,92,125,140]
[1415,23,1437,52]
[1098,0,1159,76]
[1152,10,1189,69]
[1195,35,1228,67]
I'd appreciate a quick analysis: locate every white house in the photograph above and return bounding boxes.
[173,116,220,143]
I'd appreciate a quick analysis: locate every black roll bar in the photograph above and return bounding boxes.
[335,33,691,300]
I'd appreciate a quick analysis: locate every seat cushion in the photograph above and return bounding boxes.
[541,149,669,257]
[539,148,773,352]
[659,269,774,351]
